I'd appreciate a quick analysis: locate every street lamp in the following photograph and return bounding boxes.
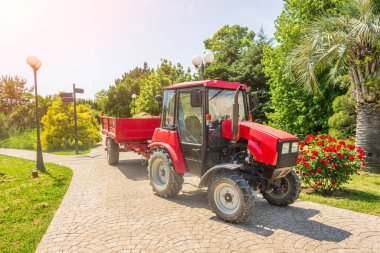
[192,51,214,80]
[131,93,137,115]
[26,56,45,172]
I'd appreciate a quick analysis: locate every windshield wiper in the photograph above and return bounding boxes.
[209,90,223,101]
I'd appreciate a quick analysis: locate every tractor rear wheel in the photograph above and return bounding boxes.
[208,171,254,223]
[261,170,301,207]
[107,138,119,165]
[148,149,184,198]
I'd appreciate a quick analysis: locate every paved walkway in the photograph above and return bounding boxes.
[1,145,380,253]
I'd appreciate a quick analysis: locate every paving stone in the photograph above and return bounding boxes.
[1,145,380,253]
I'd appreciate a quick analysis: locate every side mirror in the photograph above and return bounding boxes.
[155,95,163,103]
[251,93,259,109]
[190,89,202,107]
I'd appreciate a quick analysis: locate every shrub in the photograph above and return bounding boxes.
[295,134,365,194]
[328,93,356,139]
[41,99,101,151]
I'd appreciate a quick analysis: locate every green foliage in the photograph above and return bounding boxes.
[135,59,191,115]
[0,75,32,115]
[204,25,271,122]
[296,134,365,194]
[0,128,36,150]
[263,0,347,136]
[105,63,152,117]
[41,99,101,151]
[0,155,72,253]
[93,89,107,112]
[328,93,356,138]
[0,113,9,139]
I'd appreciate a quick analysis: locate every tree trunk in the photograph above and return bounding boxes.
[355,103,380,173]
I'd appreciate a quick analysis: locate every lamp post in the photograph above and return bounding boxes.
[131,93,137,115]
[26,56,45,172]
[192,51,214,80]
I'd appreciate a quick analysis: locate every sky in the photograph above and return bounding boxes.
[0,0,284,99]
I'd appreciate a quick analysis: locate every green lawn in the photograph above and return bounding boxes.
[0,155,73,253]
[0,129,91,155]
[0,129,36,150]
[300,172,380,216]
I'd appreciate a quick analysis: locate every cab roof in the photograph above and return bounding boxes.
[164,80,248,90]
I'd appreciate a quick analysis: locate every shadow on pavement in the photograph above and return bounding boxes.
[168,187,352,242]
[116,158,148,181]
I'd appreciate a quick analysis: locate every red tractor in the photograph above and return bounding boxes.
[102,80,300,222]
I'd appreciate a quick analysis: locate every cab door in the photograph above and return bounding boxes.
[176,89,204,177]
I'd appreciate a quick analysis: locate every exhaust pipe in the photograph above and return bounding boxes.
[232,85,242,142]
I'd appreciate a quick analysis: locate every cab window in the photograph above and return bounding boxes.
[161,90,175,129]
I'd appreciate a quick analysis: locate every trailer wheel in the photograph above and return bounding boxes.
[107,138,119,165]
[148,149,184,198]
[261,170,301,207]
[208,171,254,223]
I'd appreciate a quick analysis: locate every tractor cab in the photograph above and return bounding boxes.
[159,80,250,177]
[148,80,300,223]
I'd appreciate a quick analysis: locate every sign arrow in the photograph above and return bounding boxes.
[59,92,73,98]
[74,88,84,94]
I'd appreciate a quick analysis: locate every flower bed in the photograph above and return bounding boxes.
[295,134,365,194]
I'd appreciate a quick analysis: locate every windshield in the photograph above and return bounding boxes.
[208,89,246,123]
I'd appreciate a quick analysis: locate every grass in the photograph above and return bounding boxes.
[0,129,91,155]
[0,155,73,253]
[0,129,36,150]
[300,172,380,216]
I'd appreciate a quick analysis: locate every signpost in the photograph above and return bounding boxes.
[59,84,84,154]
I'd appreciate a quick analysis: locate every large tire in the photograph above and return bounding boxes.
[107,138,119,165]
[208,171,254,223]
[261,170,301,207]
[148,149,184,198]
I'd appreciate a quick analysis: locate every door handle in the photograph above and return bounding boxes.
[192,148,201,152]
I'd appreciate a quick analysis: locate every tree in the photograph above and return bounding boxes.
[93,89,108,112]
[0,75,32,115]
[135,59,191,115]
[288,0,380,170]
[204,25,271,122]
[105,63,152,117]
[41,98,101,151]
[262,0,347,137]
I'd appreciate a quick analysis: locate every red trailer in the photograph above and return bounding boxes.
[101,116,160,163]
[101,80,300,223]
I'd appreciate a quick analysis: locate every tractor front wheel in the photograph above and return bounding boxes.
[107,138,119,165]
[148,149,184,198]
[261,170,301,207]
[208,171,254,223]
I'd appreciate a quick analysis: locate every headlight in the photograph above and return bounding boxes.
[281,143,290,154]
[291,142,298,153]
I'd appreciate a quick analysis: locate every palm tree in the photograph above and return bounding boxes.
[288,0,380,171]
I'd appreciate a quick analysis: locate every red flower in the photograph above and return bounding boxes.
[357,154,363,159]
[296,170,300,174]
[343,164,348,168]
[307,171,312,175]
[324,160,330,165]
[302,172,306,176]
[311,150,319,156]
[346,172,350,176]
[312,184,317,189]
[319,158,325,162]
[317,182,322,186]
[317,142,325,147]
[347,145,355,150]
[349,155,354,161]
[310,156,316,160]
[304,162,310,168]
[331,180,336,185]
[316,168,322,173]
[339,141,346,146]
[362,161,366,166]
